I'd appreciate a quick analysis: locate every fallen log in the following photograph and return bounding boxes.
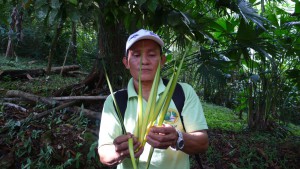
[5,90,57,107]
[4,90,101,120]
[49,65,80,74]
[0,69,45,80]
[0,101,79,134]
[71,106,101,120]
[31,101,77,120]
[50,95,107,101]
[3,95,107,103]
[2,102,27,112]
[2,98,25,102]
[0,65,80,81]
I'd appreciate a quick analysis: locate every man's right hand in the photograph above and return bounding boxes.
[99,133,144,167]
[113,133,144,162]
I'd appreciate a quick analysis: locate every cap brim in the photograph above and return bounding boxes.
[126,35,164,52]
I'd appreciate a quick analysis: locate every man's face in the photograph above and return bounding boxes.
[123,39,166,83]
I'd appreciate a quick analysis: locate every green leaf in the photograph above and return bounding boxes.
[237,0,269,30]
[267,13,279,28]
[140,62,161,145]
[249,0,257,4]
[295,1,300,14]
[48,9,58,25]
[68,0,78,5]
[167,11,181,27]
[136,0,147,6]
[102,60,127,134]
[87,141,98,161]
[146,147,154,169]
[147,0,158,13]
[166,54,172,62]
[128,138,137,169]
[36,5,49,19]
[67,8,80,22]
[136,52,143,138]
[237,19,256,41]
[157,50,187,126]
[35,0,48,8]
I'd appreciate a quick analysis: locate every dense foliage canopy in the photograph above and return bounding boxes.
[1,0,299,129]
[0,0,299,168]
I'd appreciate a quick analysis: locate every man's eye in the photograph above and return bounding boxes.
[148,53,156,57]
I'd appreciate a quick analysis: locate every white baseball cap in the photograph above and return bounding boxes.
[125,29,164,54]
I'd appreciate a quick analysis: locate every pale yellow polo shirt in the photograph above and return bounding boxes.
[98,78,208,169]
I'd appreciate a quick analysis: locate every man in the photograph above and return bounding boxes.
[98,29,209,169]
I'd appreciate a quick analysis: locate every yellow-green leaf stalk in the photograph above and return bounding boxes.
[139,62,161,144]
[101,60,126,134]
[128,138,138,169]
[145,52,187,169]
[137,42,145,143]
[157,52,186,126]
[141,73,174,147]
[132,48,144,168]
[103,57,138,169]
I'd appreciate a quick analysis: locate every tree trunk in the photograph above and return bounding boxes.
[77,11,128,92]
[5,7,18,58]
[248,82,254,128]
[71,22,77,64]
[5,40,14,58]
[46,19,64,74]
[52,6,128,96]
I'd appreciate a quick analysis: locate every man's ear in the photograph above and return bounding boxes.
[122,56,130,69]
[161,55,167,68]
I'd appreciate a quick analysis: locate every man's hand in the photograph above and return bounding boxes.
[99,133,144,167]
[146,124,178,149]
[113,133,144,162]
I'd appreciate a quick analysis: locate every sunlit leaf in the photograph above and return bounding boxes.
[102,60,126,134]
[145,49,188,169]
[128,138,137,169]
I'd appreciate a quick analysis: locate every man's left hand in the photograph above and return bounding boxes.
[146,124,178,149]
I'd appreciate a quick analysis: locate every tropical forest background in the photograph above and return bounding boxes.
[0,0,299,168]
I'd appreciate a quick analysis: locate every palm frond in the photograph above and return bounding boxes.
[283,21,300,28]
[237,0,270,30]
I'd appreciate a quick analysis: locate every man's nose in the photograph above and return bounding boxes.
[141,54,150,64]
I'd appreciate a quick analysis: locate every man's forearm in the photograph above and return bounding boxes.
[181,130,209,155]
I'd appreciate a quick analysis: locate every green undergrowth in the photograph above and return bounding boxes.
[0,55,84,97]
[203,102,247,132]
[0,74,83,97]
[0,55,47,70]
[198,102,299,169]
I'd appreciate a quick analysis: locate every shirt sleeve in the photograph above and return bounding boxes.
[180,83,208,132]
[98,95,123,148]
